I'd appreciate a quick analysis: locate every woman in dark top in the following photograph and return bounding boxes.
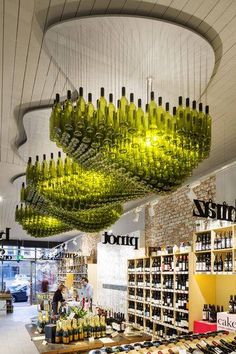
[52,284,66,314]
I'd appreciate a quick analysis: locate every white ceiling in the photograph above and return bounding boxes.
[45,16,214,104]
[1,0,236,241]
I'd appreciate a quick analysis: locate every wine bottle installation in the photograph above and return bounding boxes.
[49,88,212,193]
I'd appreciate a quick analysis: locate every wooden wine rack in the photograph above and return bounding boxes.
[127,252,193,338]
[193,224,236,275]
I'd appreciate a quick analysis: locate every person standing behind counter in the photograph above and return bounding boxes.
[52,284,66,314]
[79,277,93,311]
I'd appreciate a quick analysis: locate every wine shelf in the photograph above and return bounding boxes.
[127,253,190,338]
[193,224,236,274]
[58,253,88,289]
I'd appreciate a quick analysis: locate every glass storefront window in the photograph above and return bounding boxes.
[0,246,58,304]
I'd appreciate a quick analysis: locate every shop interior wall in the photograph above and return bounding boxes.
[96,209,146,312]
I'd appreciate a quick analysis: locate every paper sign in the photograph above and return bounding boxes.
[32,336,46,341]
[217,312,236,332]
[99,338,114,343]
[111,332,119,338]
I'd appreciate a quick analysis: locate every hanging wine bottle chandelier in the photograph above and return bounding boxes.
[18,181,123,234]
[15,204,72,237]
[24,152,148,211]
[49,88,212,193]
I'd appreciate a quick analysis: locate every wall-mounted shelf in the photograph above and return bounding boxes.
[193,225,236,274]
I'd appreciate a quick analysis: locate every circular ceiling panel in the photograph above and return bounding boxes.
[45,16,215,105]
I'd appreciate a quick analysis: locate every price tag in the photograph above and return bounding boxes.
[89,337,95,342]
[42,340,48,346]
[178,349,186,354]
[111,332,119,338]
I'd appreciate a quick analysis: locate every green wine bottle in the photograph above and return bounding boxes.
[62,90,73,132]
[34,155,41,184]
[107,93,115,133]
[149,91,157,130]
[57,151,64,178]
[164,102,172,140]
[157,97,165,135]
[20,182,26,202]
[191,100,198,135]
[127,93,136,133]
[50,94,61,142]
[41,154,49,181]
[135,99,144,134]
[119,87,128,127]
[198,103,204,135]
[176,96,184,133]
[86,93,95,134]
[97,87,107,129]
[49,153,56,179]
[26,157,33,185]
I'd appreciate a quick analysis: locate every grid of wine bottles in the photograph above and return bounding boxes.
[194,225,235,274]
[58,253,88,287]
[127,252,191,338]
[87,330,236,354]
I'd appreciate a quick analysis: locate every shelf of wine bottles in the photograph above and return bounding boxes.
[127,253,190,337]
[58,253,88,286]
[194,225,236,275]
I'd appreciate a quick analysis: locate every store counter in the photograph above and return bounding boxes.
[26,324,151,354]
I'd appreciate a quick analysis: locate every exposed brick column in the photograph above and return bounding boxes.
[145,176,216,247]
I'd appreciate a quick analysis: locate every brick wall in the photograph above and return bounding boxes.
[145,176,216,247]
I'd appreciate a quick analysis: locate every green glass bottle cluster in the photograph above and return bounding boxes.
[15,204,72,237]
[18,165,124,236]
[18,183,123,235]
[49,87,212,192]
[25,152,148,210]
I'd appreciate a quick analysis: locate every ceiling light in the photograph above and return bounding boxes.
[0,196,3,202]
[186,188,197,202]
[133,207,142,222]
[148,204,155,217]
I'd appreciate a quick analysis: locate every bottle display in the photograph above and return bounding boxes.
[214,232,233,250]
[196,253,211,272]
[15,203,73,237]
[49,89,212,194]
[202,304,224,322]
[58,253,88,287]
[128,253,190,336]
[228,295,236,314]
[195,232,211,251]
[83,331,236,354]
[54,316,107,344]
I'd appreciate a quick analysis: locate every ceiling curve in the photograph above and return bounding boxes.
[45,16,215,105]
